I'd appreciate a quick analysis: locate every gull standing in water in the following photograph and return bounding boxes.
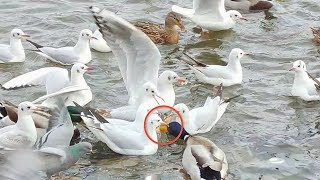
[172,0,247,33]
[27,29,96,65]
[290,60,320,101]
[89,7,185,120]
[2,63,92,107]
[89,29,111,53]
[182,48,249,86]
[0,29,30,63]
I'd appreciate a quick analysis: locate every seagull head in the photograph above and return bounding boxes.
[148,113,164,129]
[142,82,165,105]
[11,29,30,40]
[228,10,247,21]
[80,29,97,40]
[72,63,93,75]
[17,101,37,115]
[229,48,248,60]
[289,60,307,72]
[159,70,187,85]
[173,103,190,120]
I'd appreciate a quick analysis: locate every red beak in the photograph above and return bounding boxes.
[240,17,248,21]
[177,78,187,85]
[90,36,98,40]
[85,66,93,71]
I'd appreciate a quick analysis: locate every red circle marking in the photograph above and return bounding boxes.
[143,105,184,146]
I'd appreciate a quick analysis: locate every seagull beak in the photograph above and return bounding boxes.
[20,34,30,38]
[289,67,295,71]
[177,78,187,85]
[85,66,93,71]
[90,36,98,40]
[240,17,248,21]
[31,105,49,112]
[244,52,253,56]
[153,94,165,105]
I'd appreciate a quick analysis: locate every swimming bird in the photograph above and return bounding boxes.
[26,29,96,65]
[89,29,111,52]
[2,63,92,107]
[0,102,39,150]
[182,48,248,86]
[290,60,320,101]
[80,102,164,156]
[134,12,186,44]
[172,0,247,33]
[225,0,273,11]
[0,29,30,63]
[90,7,184,120]
[165,122,228,180]
[171,85,235,135]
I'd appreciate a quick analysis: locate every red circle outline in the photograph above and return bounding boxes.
[143,105,184,146]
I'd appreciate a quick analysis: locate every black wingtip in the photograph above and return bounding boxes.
[26,39,43,49]
[183,52,207,67]
[215,84,223,97]
[222,95,241,104]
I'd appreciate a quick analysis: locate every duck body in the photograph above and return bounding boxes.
[225,0,273,11]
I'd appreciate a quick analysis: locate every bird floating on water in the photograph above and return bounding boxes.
[89,29,111,52]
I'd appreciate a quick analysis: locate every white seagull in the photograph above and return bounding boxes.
[171,85,235,135]
[27,29,96,65]
[0,29,30,63]
[0,102,39,150]
[89,29,111,52]
[90,7,185,120]
[172,0,247,32]
[182,48,249,86]
[80,103,164,156]
[290,60,320,101]
[2,63,92,107]
[225,0,273,11]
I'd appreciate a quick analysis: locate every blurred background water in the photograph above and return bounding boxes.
[0,0,320,179]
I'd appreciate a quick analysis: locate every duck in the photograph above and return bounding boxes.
[290,60,320,101]
[311,27,320,44]
[26,29,96,65]
[182,48,249,86]
[2,63,93,107]
[134,12,186,44]
[0,29,30,63]
[163,122,228,180]
[172,0,247,33]
[78,102,165,156]
[225,0,273,11]
[89,29,111,52]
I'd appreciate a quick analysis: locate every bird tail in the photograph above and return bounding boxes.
[172,5,194,19]
[26,39,43,49]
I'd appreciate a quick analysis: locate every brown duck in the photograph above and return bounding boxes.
[311,27,320,44]
[134,12,186,44]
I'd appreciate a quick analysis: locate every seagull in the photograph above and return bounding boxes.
[90,7,184,120]
[0,29,30,63]
[225,0,273,11]
[36,98,75,149]
[89,29,111,52]
[171,0,247,33]
[2,63,93,107]
[79,103,164,156]
[170,85,236,135]
[26,29,96,65]
[164,122,228,180]
[0,102,39,150]
[182,48,249,86]
[290,60,320,101]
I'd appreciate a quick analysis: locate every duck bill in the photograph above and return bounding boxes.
[158,122,169,133]
[180,24,186,33]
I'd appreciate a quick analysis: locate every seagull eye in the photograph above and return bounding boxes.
[182,110,185,113]
[240,53,243,55]
[17,33,20,36]
[173,76,176,79]
[146,88,148,91]
[81,67,84,69]
[151,90,155,93]
[27,106,30,109]
[298,65,301,67]
[235,15,238,17]
[168,77,171,81]
[157,120,160,122]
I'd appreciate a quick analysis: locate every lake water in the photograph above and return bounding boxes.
[0,0,320,179]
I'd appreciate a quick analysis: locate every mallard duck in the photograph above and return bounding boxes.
[134,12,186,44]
[164,122,228,180]
[311,27,320,44]
[225,0,273,11]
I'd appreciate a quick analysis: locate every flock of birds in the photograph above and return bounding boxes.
[0,0,319,179]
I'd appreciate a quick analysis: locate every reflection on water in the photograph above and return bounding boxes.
[0,0,320,179]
